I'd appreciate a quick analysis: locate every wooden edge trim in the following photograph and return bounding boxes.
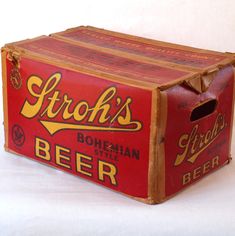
[147,88,168,204]
[202,58,235,74]
[147,88,158,202]
[50,26,87,35]
[5,35,47,47]
[156,89,168,202]
[3,45,157,90]
[1,48,9,151]
[158,73,200,91]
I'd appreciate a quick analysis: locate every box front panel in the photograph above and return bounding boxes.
[164,66,234,197]
[4,55,152,198]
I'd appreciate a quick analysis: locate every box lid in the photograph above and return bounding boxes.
[3,27,235,91]
[52,26,235,72]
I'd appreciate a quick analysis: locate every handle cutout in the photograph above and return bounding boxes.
[190,99,217,122]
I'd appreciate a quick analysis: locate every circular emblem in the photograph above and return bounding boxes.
[12,125,25,147]
[10,68,22,89]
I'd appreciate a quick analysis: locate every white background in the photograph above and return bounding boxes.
[0,0,235,235]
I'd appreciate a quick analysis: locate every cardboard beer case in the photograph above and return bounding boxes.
[1,26,235,204]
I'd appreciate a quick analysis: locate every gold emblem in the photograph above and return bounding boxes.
[10,68,22,89]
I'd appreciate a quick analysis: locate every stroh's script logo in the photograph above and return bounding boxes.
[20,73,142,135]
[175,113,226,166]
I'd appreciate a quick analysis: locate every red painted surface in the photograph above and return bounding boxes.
[164,66,234,196]
[18,37,189,85]
[60,28,226,68]
[4,33,234,201]
[6,56,152,198]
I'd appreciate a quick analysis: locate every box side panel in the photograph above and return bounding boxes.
[53,27,228,70]
[163,65,234,198]
[5,54,153,199]
[1,49,9,150]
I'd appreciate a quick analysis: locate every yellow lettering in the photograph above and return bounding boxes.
[204,130,212,144]
[73,101,89,121]
[21,73,142,135]
[212,156,219,168]
[21,73,61,118]
[76,153,93,177]
[55,145,71,169]
[183,172,191,185]
[98,160,117,185]
[182,156,220,185]
[193,166,201,179]
[203,161,211,174]
[88,87,116,123]
[35,137,51,161]
[176,114,225,166]
[175,125,199,166]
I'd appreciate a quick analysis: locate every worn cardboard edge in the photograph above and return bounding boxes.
[228,67,235,160]
[147,88,158,203]
[50,26,87,35]
[51,33,202,73]
[5,147,156,204]
[156,90,168,202]
[146,88,168,204]
[2,46,157,90]
[159,61,235,92]
[1,49,9,151]
[202,58,235,75]
[5,35,47,47]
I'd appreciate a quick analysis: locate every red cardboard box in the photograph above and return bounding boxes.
[1,26,235,204]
